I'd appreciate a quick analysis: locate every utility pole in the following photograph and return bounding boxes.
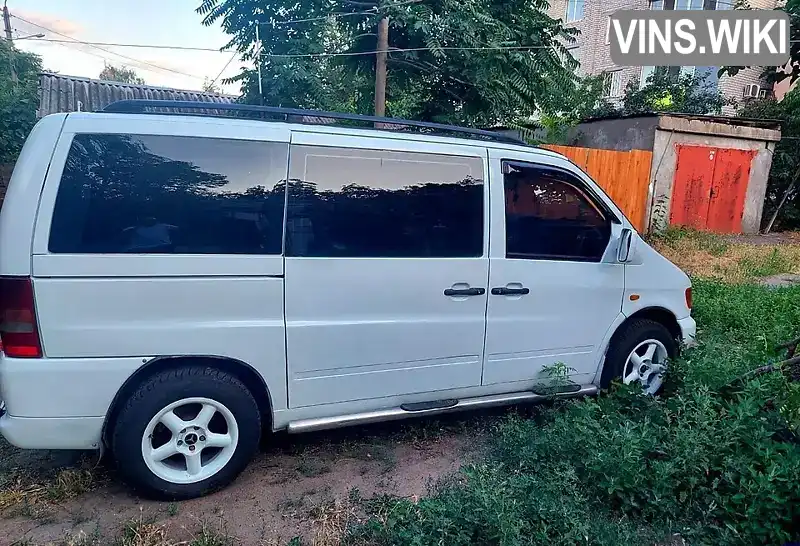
[374,15,388,117]
[2,1,11,41]
[254,21,264,106]
[3,1,17,83]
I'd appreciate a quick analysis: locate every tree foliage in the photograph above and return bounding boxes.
[196,0,579,125]
[0,40,42,163]
[99,63,145,85]
[722,0,800,85]
[202,77,221,94]
[739,89,800,230]
[537,71,728,145]
[618,71,731,116]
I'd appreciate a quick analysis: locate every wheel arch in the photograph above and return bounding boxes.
[102,355,273,447]
[595,307,682,385]
[622,307,682,342]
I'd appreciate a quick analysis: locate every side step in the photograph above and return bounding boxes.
[286,385,598,434]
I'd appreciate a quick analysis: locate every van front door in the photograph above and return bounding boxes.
[483,153,625,387]
[284,135,490,408]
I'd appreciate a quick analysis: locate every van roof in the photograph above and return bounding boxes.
[94,100,566,162]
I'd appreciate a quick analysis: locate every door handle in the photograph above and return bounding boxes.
[491,287,530,296]
[444,287,486,297]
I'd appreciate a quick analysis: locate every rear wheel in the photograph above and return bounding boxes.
[602,319,677,395]
[111,365,261,499]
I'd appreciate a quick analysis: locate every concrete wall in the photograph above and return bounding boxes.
[647,116,780,233]
[571,116,660,151]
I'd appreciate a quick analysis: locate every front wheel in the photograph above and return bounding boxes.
[602,319,677,395]
[111,365,261,499]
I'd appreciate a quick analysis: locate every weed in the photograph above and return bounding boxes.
[166,503,179,517]
[651,230,800,282]
[188,523,231,546]
[277,496,306,514]
[342,280,800,545]
[296,459,332,478]
[310,498,356,546]
[57,527,102,546]
[46,469,94,502]
[119,514,168,546]
[738,247,794,278]
[0,466,97,518]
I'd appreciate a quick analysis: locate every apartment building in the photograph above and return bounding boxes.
[547,0,780,111]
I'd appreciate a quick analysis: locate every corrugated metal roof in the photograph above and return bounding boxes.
[38,72,237,117]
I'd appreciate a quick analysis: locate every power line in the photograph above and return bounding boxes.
[23,37,227,52]
[11,13,205,80]
[257,44,555,59]
[209,52,238,88]
[268,10,376,25]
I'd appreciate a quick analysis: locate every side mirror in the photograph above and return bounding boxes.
[617,228,633,263]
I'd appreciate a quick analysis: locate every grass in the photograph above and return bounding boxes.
[339,236,800,546]
[0,467,98,518]
[650,227,800,282]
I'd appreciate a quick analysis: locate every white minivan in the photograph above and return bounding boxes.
[0,101,695,499]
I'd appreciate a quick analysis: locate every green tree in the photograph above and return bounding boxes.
[739,90,800,230]
[196,0,579,126]
[722,0,800,86]
[620,70,730,116]
[0,40,42,162]
[99,63,145,85]
[201,77,221,94]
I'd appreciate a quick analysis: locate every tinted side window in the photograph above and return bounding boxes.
[286,146,483,258]
[504,162,610,262]
[49,134,287,254]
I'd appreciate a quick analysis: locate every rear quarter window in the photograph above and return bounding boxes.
[48,133,288,255]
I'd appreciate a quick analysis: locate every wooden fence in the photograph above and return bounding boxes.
[543,145,653,231]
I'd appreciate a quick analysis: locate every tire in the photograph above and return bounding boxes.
[111,365,261,500]
[601,319,678,395]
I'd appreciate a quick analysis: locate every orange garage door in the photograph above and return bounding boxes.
[670,145,755,233]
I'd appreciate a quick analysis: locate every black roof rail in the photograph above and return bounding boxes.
[102,99,529,147]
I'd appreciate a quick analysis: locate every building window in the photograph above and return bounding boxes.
[286,146,484,258]
[503,163,610,262]
[604,71,624,97]
[565,0,584,22]
[640,66,656,88]
[605,16,611,45]
[651,0,716,9]
[49,134,288,255]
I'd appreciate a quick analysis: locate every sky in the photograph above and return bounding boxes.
[11,0,243,95]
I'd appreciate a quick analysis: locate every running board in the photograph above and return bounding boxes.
[286,385,598,434]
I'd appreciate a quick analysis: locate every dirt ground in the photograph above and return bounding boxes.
[0,411,497,546]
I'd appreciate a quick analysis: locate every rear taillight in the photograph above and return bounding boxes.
[685,287,693,310]
[0,277,42,358]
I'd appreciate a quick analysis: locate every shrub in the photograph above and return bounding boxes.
[343,281,800,546]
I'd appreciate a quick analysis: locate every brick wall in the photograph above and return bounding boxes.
[547,0,649,98]
[547,0,780,109]
[717,0,780,113]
